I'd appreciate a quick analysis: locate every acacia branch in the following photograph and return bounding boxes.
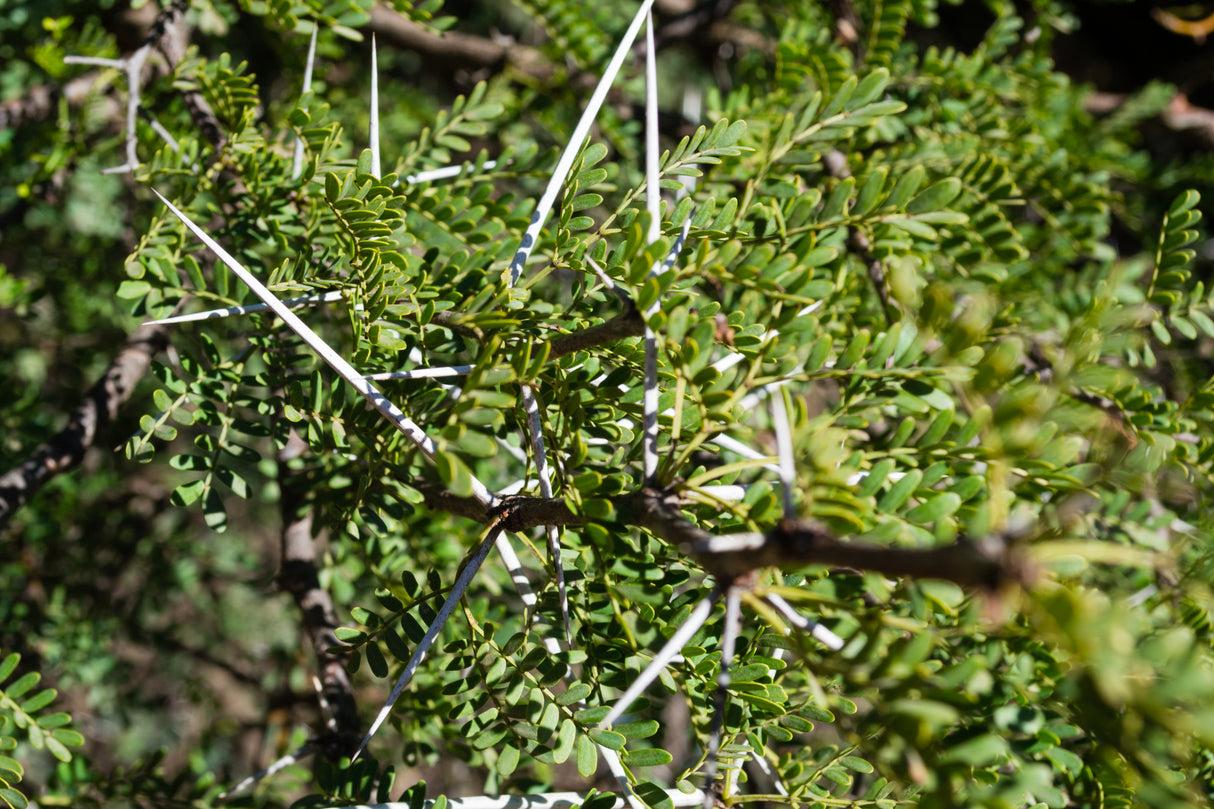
[0,323,168,532]
[412,483,1029,590]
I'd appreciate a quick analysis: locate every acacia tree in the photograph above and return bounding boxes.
[4,0,1214,807]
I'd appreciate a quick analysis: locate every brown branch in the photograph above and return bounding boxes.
[0,323,168,532]
[0,1,230,532]
[634,0,760,54]
[410,483,1029,590]
[368,5,552,81]
[150,0,224,150]
[546,306,645,361]
[370,0,769,87]
[276,430,361,759]
[622,487,1028,588]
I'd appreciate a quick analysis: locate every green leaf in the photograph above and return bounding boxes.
[553,718,577,764]
[0,786,29,809]
[877,469,922,512]
[624,748,673,767]
[335,627,366,643]
[0,654,18,685]
[588,728,625,750]
[558,683,592,706]
[1168,189,1201,217]
[904,492,961,524]
[20,688,56,715]
[4,673,38,701]
[0,753,19,774]
[615,719,660,739]
[906,178,962,214]
[939,733,1009,767]
[496,744,520,776]
[436,451,474,498]
[576,733,598,777]
[365,642,389,678]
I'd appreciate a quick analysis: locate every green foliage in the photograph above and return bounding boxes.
[0,653,83,809]
[7,0,1214,807]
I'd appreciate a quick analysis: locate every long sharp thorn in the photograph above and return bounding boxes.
[293,24,318,179]
[644,9,660,245]
[770,389,796,520]
[219,741,316,799]
[364,365,474,381]
[370,33,380,176]
[703,588,742,809]
[143,290,345,326]
[508,0,658,285]
[662,215,693,273]
[405,160,498,185]
[520,384,571,644]
[152,190,497,508]
[600,590,719,728]
[640,18,667,484]
[584,255,633,305]
[642,322,659,481]
[353,523,503,760]
[764,592,844,650]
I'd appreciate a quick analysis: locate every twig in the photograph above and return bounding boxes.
[219,740,317,800]
[62,0,213,172]
[365,365,474,381]
[410,485,1030,590]
[368,5,550,78]
[546,307,645,361]
[144,290,347,325]
[64,47,150,173]
[769,389,796,520]
[641,10,662,483]
[763,592,843,650]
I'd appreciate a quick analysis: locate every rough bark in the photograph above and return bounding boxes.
[276,430,361,759]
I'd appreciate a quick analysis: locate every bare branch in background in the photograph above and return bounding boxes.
[0,323,168,532]
[276,429,361,758]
